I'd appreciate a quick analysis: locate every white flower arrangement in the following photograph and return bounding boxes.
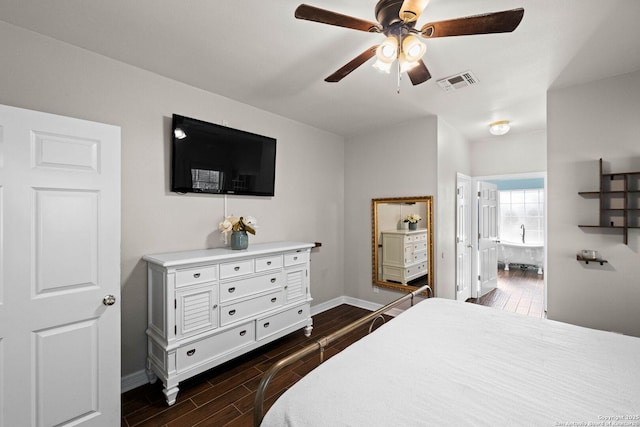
[405,213,421,224]
[218,215,257,244]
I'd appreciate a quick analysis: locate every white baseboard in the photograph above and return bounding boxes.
[123,295,401,393]
[121,369,150,393]
[311,295,402,317]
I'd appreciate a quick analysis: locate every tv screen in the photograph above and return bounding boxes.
[171,114,276,196]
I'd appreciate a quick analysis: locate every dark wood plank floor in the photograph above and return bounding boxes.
[122,304,390,427]
[471,266,545,318]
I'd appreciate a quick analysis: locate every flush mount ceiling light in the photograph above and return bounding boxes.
[489,120,510,136]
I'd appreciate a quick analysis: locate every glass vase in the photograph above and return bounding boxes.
[230,230,249,250]
[408,222,418,230]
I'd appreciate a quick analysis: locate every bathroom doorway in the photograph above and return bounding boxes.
[465,172,547,315]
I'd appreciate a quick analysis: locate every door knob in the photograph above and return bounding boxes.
[103,295,116,306]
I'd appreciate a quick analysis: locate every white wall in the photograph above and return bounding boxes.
[470,129,547,177]
[547,70,640,337]
[344,117,438,304]
[0,22,346,376]
[436,118,472,299]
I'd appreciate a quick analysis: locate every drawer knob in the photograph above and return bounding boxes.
[298,309,303,315]
[271,297,277,303]
[229,309,236,316]
[228,287,236,293]
[270,278,276,283]
[193,273,200,278]
[186,349,196,356]
[263,322,270,328]
[234,266,240,271]
[267,261,272,265]
[213,304,218,309]
[240,330,247,336]
[293,256,298,261]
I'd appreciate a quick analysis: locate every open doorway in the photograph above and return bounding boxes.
[457,172,547,317]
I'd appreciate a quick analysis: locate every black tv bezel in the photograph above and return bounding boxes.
[170,114,276,197]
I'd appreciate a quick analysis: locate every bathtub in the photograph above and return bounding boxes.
[498,241,544,274]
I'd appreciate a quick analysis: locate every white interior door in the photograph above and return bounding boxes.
[477,181,498,297]
[0,104,121,426]
[455,174,472,301]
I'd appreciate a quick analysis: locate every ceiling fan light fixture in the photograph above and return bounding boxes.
[398,52,419,72]
[399,0,430,22]
[373,58,393,73]
[376,36,398,61]
[489,120,510,136]
[402,35,426,62]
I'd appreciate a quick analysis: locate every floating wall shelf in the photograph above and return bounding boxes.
[578,158,640,245]
[576,255,608,265]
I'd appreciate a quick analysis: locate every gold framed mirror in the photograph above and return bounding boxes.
[372,196,434,294]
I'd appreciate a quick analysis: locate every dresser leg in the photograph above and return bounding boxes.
[145,367,157,384]
[163,385,180,406]
[304,324,313,337]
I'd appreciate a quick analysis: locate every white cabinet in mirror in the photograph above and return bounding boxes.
[372,196,434,294]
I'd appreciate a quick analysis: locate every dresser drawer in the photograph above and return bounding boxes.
[257,304,310,340]
[413,250,427,263]
[220,259,254,279]
[413,241,427,251]
[255,255,283,272]
[175,265,217,287]
[176,322,255,372]
[221,290,283,326]
[284,251,309,267]
[220,272,283,303]
[406,262,427,279]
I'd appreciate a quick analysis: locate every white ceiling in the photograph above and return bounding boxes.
[1,0,639,140]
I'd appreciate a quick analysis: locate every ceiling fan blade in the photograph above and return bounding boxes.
[325,46,378,83]
[406,59,432,86]
[295,4,381,33]
[420,8,524,38]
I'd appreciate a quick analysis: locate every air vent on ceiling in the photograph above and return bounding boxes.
[437,71,478,92]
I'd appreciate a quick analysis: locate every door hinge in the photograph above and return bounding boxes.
[478,275,481,281]
[174,325,177,335]
[477,191,481,197]
[174,299,177,309]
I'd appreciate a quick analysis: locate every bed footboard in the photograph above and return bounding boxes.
[253,285,432,426]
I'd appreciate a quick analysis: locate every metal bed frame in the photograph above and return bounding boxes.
[253,284,432,426]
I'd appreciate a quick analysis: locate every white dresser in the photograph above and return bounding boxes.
[143,241,314,405]
[381,229,428,284]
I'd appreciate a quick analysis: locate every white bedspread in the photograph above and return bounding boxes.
[261,298,640,426]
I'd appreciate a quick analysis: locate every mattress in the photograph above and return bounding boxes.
[261,298,640,426]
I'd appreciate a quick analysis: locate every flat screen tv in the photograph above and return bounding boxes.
[171,114,276,196]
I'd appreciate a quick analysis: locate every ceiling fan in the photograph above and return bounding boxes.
[295,0,524,86]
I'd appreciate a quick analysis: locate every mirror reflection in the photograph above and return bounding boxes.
[372,196,434,294]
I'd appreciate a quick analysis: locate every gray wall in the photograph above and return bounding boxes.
[547,70,640,337]
[470,129,547,177]
[0,22,346,377]
[436,118,472,300]
[344,117,438,303]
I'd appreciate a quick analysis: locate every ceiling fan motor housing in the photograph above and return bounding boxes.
[375,0,417,29]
